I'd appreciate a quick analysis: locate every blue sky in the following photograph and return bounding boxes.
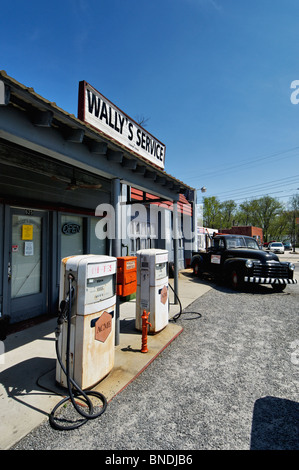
[1,0,299,206]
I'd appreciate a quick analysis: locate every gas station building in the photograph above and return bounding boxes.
[0,71,196,328]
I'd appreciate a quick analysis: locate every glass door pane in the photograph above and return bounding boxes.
[90,217,106,255]
[11,214,42,298]
[60,215,84,259]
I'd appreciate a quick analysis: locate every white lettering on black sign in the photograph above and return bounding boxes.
[78,81,166,169]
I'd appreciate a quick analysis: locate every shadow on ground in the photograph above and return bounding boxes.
[250,396,299,450]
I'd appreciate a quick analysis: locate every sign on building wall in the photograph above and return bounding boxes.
[78,81,166,170]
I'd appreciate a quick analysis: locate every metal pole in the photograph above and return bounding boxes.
[112,178,121,345]
[192,190,197,253]
[173,201,179,305]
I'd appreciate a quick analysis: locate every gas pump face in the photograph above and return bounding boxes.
[86,275,115,304]
[56,255,117,390]
[136,249,169,333]
[156,262,168,280]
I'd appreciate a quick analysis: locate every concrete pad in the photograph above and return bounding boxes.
[169,269,213,314]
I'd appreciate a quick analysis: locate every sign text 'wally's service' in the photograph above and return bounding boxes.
[78,81,166,169]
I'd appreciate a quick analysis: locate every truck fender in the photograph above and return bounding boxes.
[223,258,247,289]
[191,254,204,267]
[223,258,246,274]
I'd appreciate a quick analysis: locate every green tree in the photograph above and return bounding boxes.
[252,196,284,241]
[236,200,259,226]
[270,211,290,240]
[203,196,221,228]
[202,194,299,244]
[219,200,237,229]
[289,194,299,248]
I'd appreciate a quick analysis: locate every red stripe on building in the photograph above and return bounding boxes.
[130,188,192,216]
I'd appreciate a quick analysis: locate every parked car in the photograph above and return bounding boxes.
[263,240,276,248]
[283,242,292,251]
[267,242,284,254]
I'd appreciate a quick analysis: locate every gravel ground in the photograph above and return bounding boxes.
[13,282,299,451]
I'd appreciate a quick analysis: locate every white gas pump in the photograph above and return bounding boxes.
[135,249,169,333]
[56,254,117,391]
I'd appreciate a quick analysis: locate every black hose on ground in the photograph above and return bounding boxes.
[168,283,183,322]
[169,282,202,322]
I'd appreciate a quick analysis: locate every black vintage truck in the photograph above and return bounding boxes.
[191,234,297,291]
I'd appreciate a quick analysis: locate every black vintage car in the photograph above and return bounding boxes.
[191,234,297,291]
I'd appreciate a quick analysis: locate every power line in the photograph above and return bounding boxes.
[213,175,299,197]
[213,181,299,201]
[182,146,299,182]
[217,190,298,203]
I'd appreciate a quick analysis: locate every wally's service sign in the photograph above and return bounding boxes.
[78,81,165,170]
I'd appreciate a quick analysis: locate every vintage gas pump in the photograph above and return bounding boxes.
[135,249,169,333]
[56,254,117,391]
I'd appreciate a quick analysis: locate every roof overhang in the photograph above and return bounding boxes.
[0,70,195,203]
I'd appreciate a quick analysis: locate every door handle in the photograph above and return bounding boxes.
[8,262,11,281]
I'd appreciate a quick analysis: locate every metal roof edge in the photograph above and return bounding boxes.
[0,70,195,193]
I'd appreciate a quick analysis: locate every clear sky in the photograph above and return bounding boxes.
[1,0,299,206]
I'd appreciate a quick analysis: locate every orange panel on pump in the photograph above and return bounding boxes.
[116,256,137,296]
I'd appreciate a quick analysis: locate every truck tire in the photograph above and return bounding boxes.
[271,283,286,292]
[192,261,201,277]
[230,269,243,290]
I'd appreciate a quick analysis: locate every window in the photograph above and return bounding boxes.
[90,217,106,254]
[61,215,83,259]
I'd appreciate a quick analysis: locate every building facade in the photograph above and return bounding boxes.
[0,71,195,325]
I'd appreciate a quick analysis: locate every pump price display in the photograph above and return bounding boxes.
[87,262,116,278]
[86,275,114,304]
[155,262,168,280]
[156,253,168,264]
